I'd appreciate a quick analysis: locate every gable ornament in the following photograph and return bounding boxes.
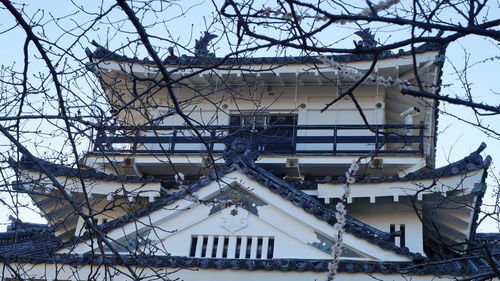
[220,205,249,233]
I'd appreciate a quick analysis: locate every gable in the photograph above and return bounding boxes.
[153,207,334,259]
[84,195,372,260]
[61,170,412,261]
[148,199,373,260]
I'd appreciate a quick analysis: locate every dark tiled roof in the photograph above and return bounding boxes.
[0,220,61,258]
[6,216,48,232]
[285,178,318,190]
[11,154,171,184]
[13,140,489,189]
[474,233,500,252]
[0,221,496,275]
[0,222,496,275]
[1,253,498,276]
[476,233,500,240]
[85,40,442,67]
[431,47,447,164]
[319,142,491,185]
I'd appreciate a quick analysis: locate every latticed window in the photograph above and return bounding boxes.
[189,235,274,259]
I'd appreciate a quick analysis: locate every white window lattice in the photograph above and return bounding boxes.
[189,235,274,259]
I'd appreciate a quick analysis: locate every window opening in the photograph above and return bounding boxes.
[389,224,406,248]
[235,237,242,257]
[256,237,263,258]
[267,238,274,259]
[400,224,406,248]
[212,237,219,258]
[245,237,252,258]
[190,236,197,257]
[229,113,297,153]
[201,236,208,257]
[190,235,274,259]
[222,236,229,258]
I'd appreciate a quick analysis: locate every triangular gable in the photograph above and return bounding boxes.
[143,201,371,260]
[60,169,415,262]
[96,184,372,260]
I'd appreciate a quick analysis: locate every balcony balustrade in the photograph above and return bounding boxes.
[92,124,425,155]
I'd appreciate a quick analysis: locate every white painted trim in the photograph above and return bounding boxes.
[96,52,439,83]
[317,169,484,201]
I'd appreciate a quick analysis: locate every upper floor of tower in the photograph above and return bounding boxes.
[83,34,445,179]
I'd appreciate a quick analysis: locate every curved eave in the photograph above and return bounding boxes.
[10,155,168,185]
[85,40,444,68]
[318,167,487,201]
[319,143,490,185]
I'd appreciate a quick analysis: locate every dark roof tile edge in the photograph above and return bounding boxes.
[0,254,495,275]
[318,142,490,185]
[86,41,442,67]
[0,218,52,243]
[475,233,500,240]
[9,155,175,185]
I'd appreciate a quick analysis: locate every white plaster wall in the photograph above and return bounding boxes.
[141,190,348,259]
[347,197,424,254]
[147,85,383,128]
[144,84,384,153]
[158,209,332,259]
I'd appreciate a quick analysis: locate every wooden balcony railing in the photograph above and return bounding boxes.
[92,124,425,155]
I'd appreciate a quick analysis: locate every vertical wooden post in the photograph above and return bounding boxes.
[333,126,338,155]
[195,235,204,257]
[239,236,248,259]
[171,128,177,153]
[250,236,258,259]
[419,125,424,155]
[261,237,269,259]
[292,125,297,154]
[132,129,140,152]
[216,235,225,258]
[227,236,237,258]
[205,235,215,258]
